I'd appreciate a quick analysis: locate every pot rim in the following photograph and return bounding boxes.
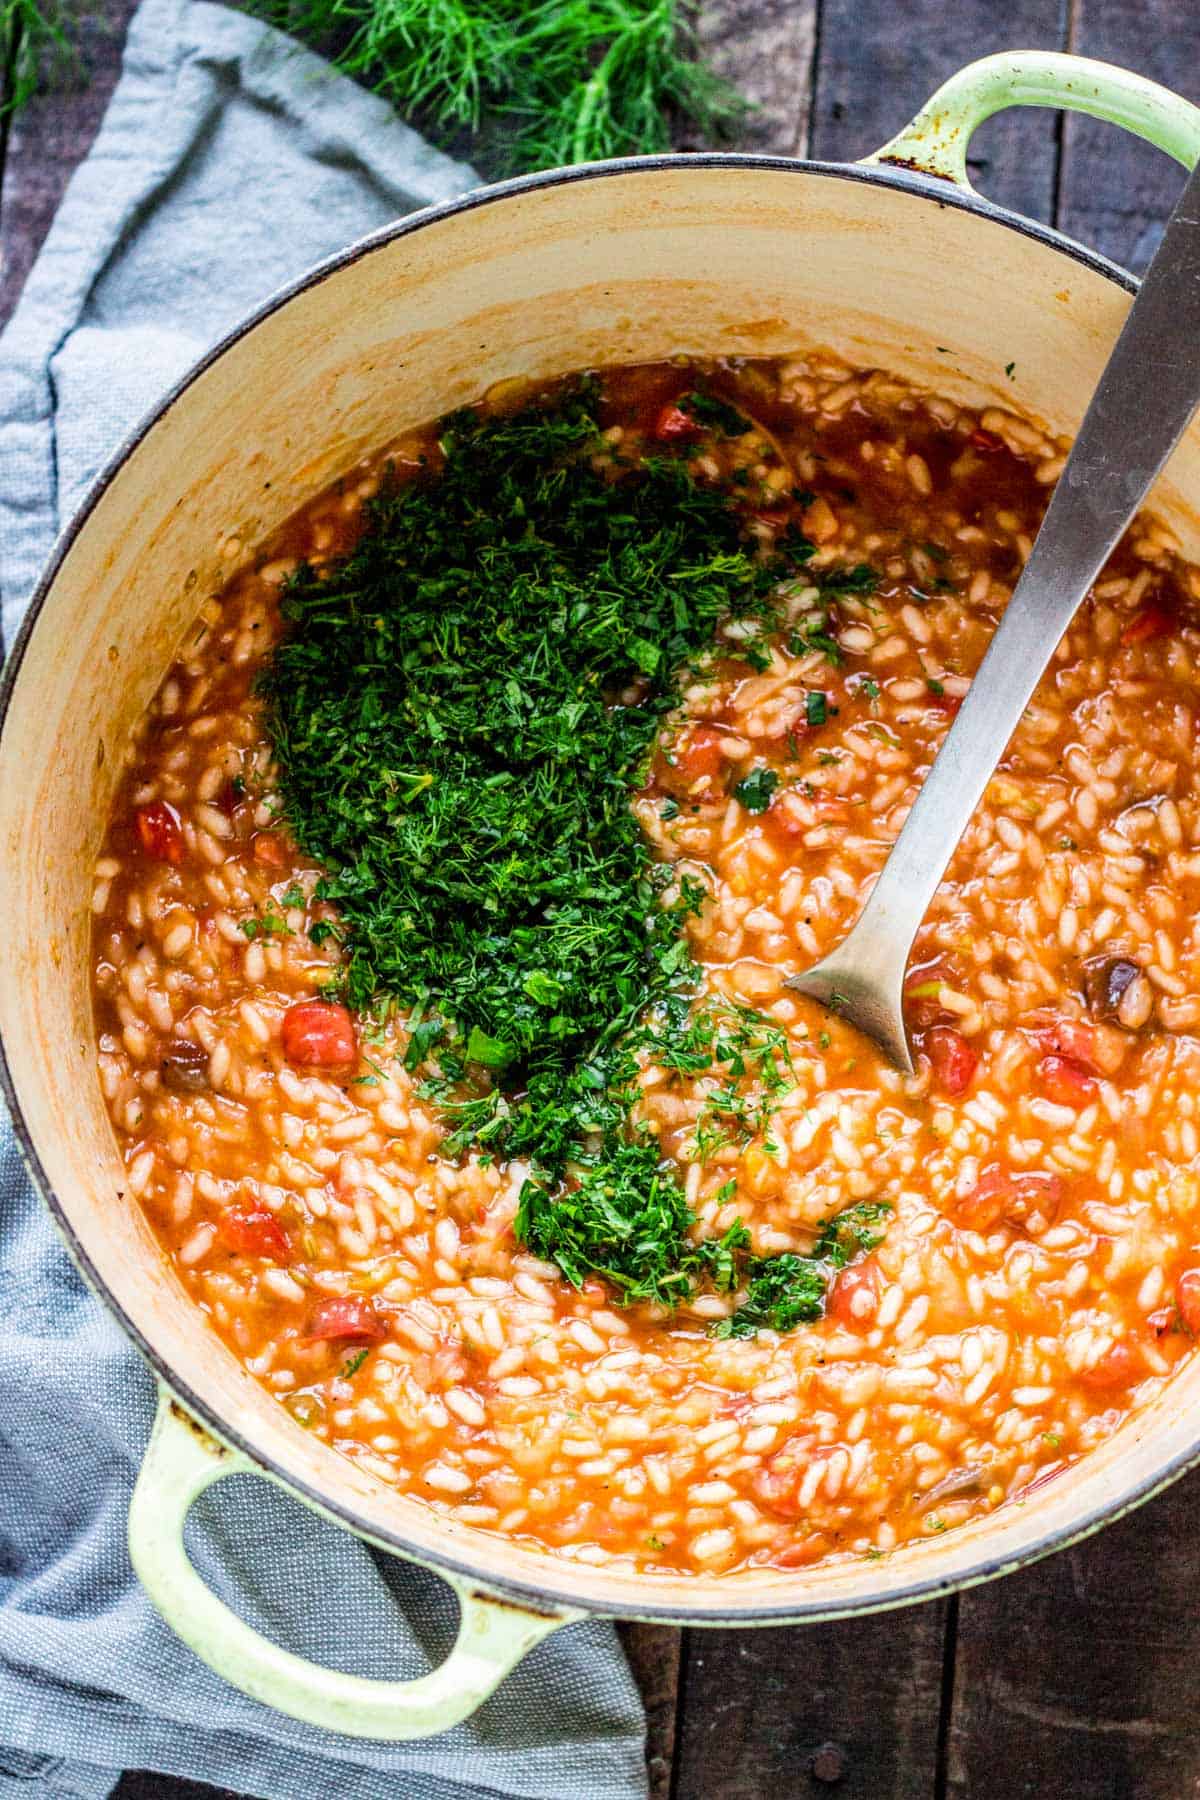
[5,148,1185,1627]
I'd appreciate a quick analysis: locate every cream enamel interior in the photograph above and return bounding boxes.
[4,160,1200,1624]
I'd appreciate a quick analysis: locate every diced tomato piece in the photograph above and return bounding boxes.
[827,1259,882,1331]
[652,402,700,442]
[924,1025,978,1098]
[969,428,1003,453]
[307,1294,385,1344]
[956,1166,1065,1234]
[217,1203,291,1263]
[1037,1018,1103,1073]
[657,725,727,796]
[956,1170,1012,1233]
[134,800,184,864]
[1078,1339,1141,1391]
[281,1000,357,1068]
[1120,602,1174,647]
[767,793,807,840]
[1176,1269,1200,1334]
[905,966,955,1031]
[1038,1054,1097,1108]
[752,1434,817,1518]
[773,1535,830,1568]
[926,690,963,718]
[253,831,290,868]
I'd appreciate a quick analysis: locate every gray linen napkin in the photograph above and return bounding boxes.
[0,1,649,1793]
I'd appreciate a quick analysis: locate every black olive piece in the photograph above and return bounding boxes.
[160,1038,210,1093]
[1081,954,1142,1021]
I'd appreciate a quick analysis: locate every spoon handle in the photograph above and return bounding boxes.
[798,154,1200,1051]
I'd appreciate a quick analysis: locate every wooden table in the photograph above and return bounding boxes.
[5,2,1200,1795]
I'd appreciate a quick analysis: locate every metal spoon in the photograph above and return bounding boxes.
[788,155,1200,1073]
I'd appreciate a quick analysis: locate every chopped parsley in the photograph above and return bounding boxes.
[811,1200,891,1265]
[733,767,779,813]
[805,690,828,729]
[261,382,887,1327]
[713,1203,889,1338]
[712,1252,825,1337]
[240,906,293,940]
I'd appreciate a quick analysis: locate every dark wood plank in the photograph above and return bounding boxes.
[696,0,818,158]
[1060,0,1200,272]
[947,1468,1200,1798]
[810,0,1069,223]
[673,1604,950,1800]
[0,0,137,327]
[619,1622,682,1800]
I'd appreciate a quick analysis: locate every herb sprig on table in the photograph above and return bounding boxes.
[261,382,885,1329]
[243,0,746,175]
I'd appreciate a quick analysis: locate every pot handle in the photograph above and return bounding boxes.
[867,50,1200,189]
[128,1389,578,1739]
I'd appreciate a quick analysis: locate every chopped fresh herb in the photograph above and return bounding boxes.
[817,751,839,766]
[818,1030,832,1050]
[926,678,945,697]
[240,906,293,940]
[805,690,828,729]
[646,1533,666,1551]
[733,767,779,813]
[811,1200,891,1268]
[921,541,948,564]
[821,563,876,596]
[1005,361,1016,379]
[712,1253,825,1337]
[261,381,832,1325]
[279,885,306,909]
[789,621,843,665]
[342,1348,370,1378]
[516,1142,750,1306]
[230,773,247,800]
[681,390,751,436]
[711,1203,890,1338]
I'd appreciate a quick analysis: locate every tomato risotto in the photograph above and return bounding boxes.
[92,353,1200,1575]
